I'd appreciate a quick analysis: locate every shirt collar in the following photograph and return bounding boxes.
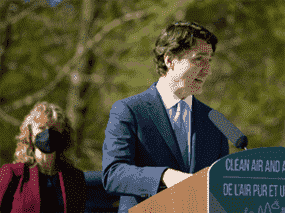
[156,78,193,110]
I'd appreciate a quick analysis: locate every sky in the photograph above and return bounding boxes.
[24,0,63,7]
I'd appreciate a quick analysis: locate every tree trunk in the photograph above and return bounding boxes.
[66,0,95,166]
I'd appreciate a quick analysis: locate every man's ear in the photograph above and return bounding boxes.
[164,55,173,70]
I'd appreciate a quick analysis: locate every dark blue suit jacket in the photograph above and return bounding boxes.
[102,81,229,212]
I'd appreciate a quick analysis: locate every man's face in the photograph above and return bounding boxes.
[163,39,214,99]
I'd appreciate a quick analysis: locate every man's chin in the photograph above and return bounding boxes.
[184,85,203,94]
[175,85,203,98]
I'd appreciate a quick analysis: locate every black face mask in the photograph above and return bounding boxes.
[34,128,61,154]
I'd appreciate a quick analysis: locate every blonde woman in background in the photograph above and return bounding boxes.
[0,102,87,213]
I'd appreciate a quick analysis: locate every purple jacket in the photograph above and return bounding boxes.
[0,162,87,213]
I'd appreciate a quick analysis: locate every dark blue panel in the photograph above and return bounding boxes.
[84,171,120,213]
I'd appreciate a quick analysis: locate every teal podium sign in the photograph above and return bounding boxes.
[209,147,285,213]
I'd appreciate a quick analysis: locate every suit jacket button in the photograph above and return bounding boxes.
[141,194,148,198]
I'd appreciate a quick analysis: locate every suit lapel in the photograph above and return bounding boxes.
[144,82,205,173]
[190,95,212,173]
[190,95,197,173]
[145,82,186,172]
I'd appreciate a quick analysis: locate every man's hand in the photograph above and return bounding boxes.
[161,168,193,188]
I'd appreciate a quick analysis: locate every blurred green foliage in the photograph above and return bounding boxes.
[1,0,285,172]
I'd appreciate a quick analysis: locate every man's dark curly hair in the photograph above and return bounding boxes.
[153,21,218,77]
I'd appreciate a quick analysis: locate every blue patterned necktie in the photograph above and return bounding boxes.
[170,100,191,172]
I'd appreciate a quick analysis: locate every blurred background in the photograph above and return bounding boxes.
[0,0,285,171]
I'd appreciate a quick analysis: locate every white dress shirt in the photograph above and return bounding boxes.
[156,79,193,110]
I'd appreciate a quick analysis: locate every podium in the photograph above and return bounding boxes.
[129,166,210,213]
[129,147,285,213]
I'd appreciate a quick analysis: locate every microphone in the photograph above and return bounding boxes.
[208,109,248,150]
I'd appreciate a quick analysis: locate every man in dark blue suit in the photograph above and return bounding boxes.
[102,21,229,212]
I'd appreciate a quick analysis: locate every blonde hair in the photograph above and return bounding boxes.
[13,101,75,168]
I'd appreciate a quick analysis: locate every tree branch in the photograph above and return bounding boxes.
[0,3,40,31]
[0,9,152,126]
[0,107,21,126]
